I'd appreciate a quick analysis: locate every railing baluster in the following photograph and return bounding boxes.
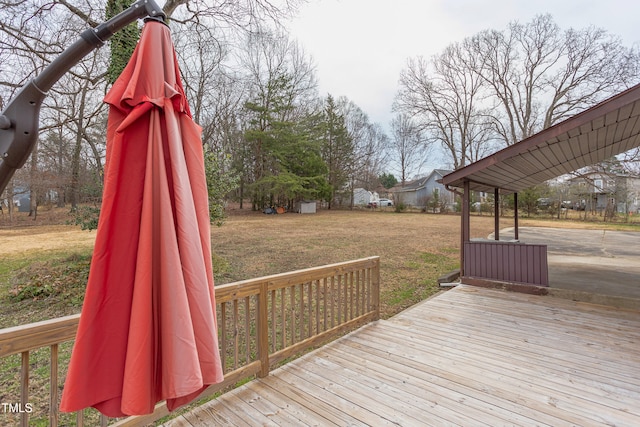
[258,282,269,377]
[280,287,286,350]
[363,269,368,313]
[50,344,58,427]
[343,273,348,321]
[344,273,348,321]
[270,289,276,353]
[233,299,239,370]
[322,278,328,332]
[337,274,342,324]
[289,286,295,346]
[349,271,354,320]
[244,296,250,364]
[315,279,320,335]
[307,282,312,338]
[362,268,367,313]
[360,269,364,313]
[330,276,335,328]
[298,283,304,341]
[220,302,227,373]
[373,259,381,319]
[356,270,361,317]
[20,351,29,427]
[367,268,373,311]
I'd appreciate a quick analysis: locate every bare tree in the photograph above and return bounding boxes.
[396,40,495,169]
[397,14,640,171]
[39,49,107,209]
[389,113,427,184]
[172,22,239,145]
[241,30,317,122]
[164,0,304,29]
[172,22,244,214]
[337,97,387,191]
[619,148,640,175]
[471,14,640,145]
[0,0,308,213]
[0,0,106,210]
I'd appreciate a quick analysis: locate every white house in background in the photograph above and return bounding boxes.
[353,188,379,206]
[568,172,640,214]
[390,169,455,210]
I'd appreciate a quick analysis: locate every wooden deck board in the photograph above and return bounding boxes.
[378,316,640,402]
[359,324,639,426]
[163,285,640,426]
[403,301,640,374]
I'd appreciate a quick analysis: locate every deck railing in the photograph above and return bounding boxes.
[0,256,380,426]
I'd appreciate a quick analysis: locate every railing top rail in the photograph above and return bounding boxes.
[0,257,380,358]
[217,256,379,287]
[0,314,80,358]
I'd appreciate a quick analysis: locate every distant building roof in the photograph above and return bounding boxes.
[389,177,425,193]
[390,169,453,193]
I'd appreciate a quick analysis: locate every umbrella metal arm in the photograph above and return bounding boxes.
[0,0,166,195]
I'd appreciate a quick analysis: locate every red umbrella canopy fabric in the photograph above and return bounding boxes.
[60,20,224,417]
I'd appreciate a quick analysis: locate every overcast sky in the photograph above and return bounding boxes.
[285,0,640,171]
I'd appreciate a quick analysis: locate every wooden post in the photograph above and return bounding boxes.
[514,192,519,241]
[372,258,380,321]
[461,180,470,276]
[494,188,500,241]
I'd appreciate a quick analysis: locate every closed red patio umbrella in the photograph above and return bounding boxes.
[60,19,224,417]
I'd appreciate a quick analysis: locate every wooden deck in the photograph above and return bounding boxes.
[163,285,640,426]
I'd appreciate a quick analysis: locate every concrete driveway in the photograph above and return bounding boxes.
[499,227,640,301]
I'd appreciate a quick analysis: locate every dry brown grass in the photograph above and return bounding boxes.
[0,225,95,257]
[210,208,496,317]
[1,206,497,320]
[2,205,636,322]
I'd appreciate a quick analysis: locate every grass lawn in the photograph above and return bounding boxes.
[2,205,639,326]
[0,208,494,325]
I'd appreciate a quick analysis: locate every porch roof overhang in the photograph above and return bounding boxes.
[441,83,640,194]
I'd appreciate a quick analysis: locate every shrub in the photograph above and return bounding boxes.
[394,202,407,212]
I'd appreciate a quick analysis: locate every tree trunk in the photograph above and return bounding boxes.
[69,86,88,211]
[29,140,38,219]
[6,181,14,221]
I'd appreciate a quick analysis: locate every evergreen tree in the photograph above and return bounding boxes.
[518,185,545,217]
[321,95,353,208]
[244,75,329,209]
[379,173,398,189]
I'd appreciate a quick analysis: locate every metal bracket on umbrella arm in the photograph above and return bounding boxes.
[0,0,166,194]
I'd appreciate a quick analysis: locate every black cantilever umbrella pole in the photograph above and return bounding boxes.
[0,0,166,195]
